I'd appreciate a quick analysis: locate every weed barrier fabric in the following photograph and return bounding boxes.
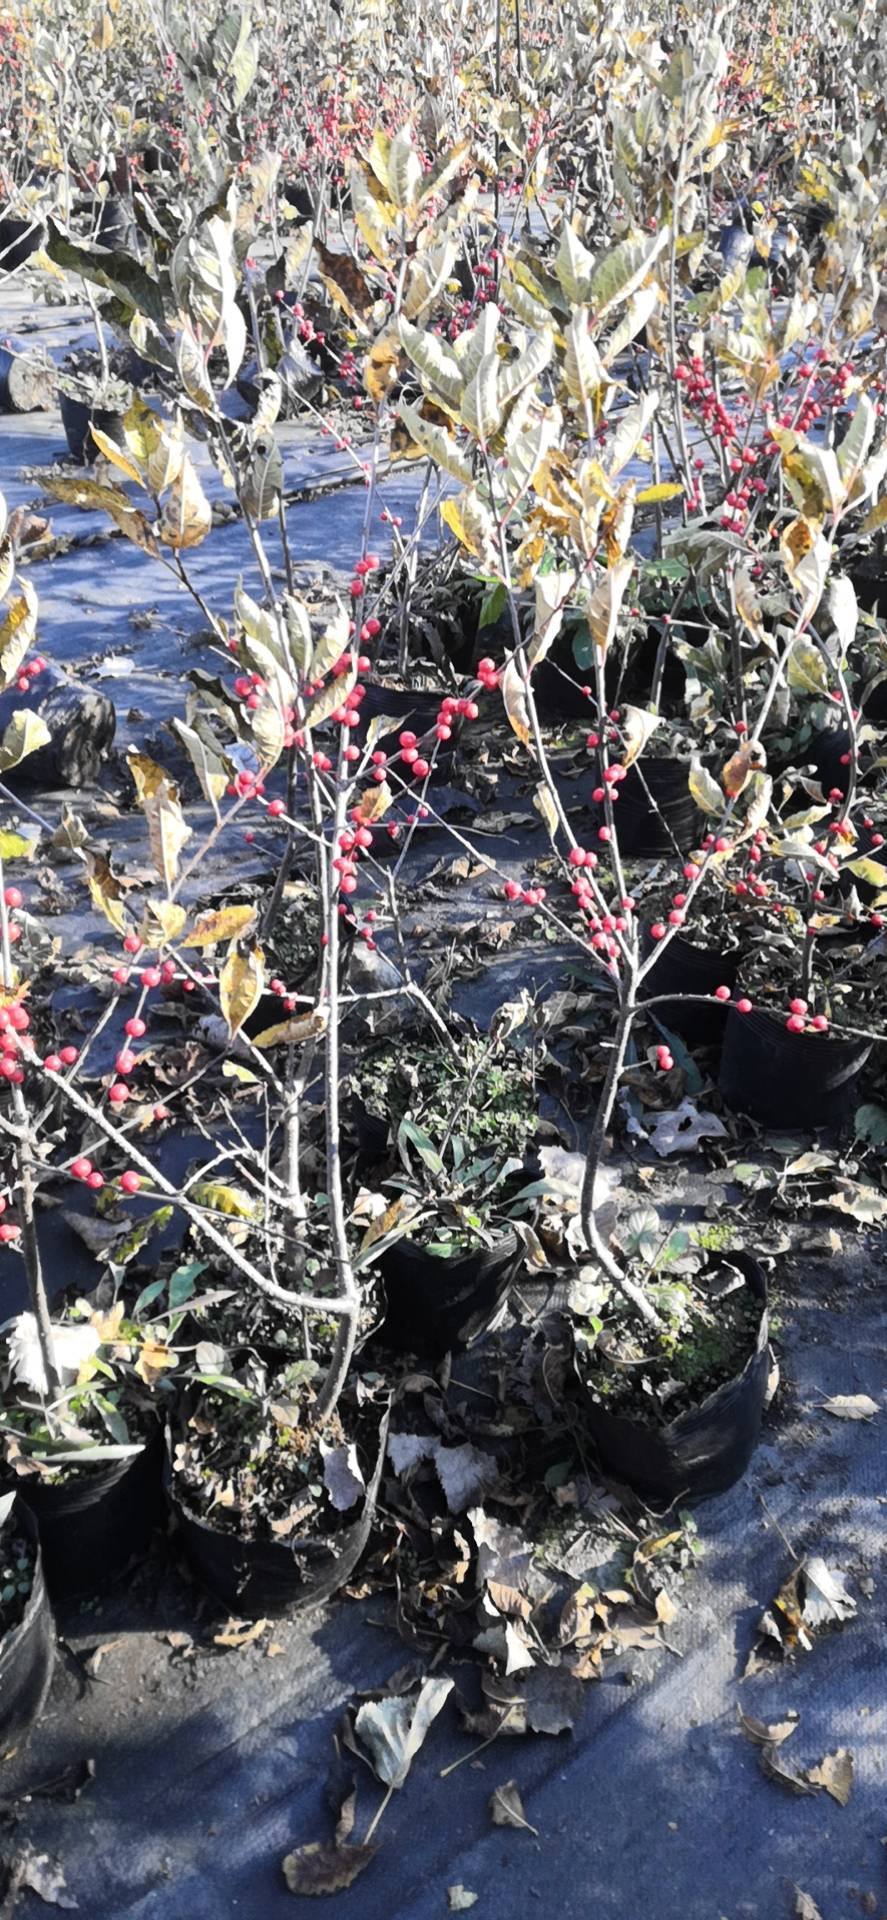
[0,1501,55,1746]
[376,1231,523,1362]
[718,1006,872,1127]
[573,1253,769,1504]
[15,1423,164,1602]
[165,1403,390,1620]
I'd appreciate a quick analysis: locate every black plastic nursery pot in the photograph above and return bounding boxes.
[166,1400,389,1619]
[375,1230,523,1363]
[594,758,702,858]
[718,1004,872,1128]
[59,390,127,465]
[0,216,45,272]
[15,1423,164,1603]
[0,662,116,786]
[573,1251,769,1505]
[0,1501,55,1747]
[641,928,740,1046]
[352,683,460,769]
[0,340,55,413]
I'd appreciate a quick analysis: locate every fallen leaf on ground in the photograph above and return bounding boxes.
[489,1780,538,1834]
[647,1099,728,1157]
[213,1617,269,1649]
[448,1889,478,1911]
[8,1847,78,1908]
[807,1747,853,1805]
[794,1893,823,1920]
[355,1675,453,1788]
[738,1707,799,1747]
[281,1842,377,1895]
[819,1394,879,1420]
[760,1743,818,1795]
[752,1556,857,1661]
[321,1442,366,1512]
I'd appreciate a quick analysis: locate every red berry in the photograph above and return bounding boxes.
[789,997,807,1015]
[713,985,731,1001]
[3,887,22,908]
[125,1017,146,1038]
[115,1049,137,1075]
[650,923,666,940]
[736,998,752,1014]
[87,1170,104,1190]
[119,1171,141,1195]
[0,1222,20,1242]
[70,1156,92,1180]
[108,1083,129,1104]
[43,1053,62,1073]
[786,1013,806,1033]
[267,798,285,817]
[59,1046,78,1065]
[141,967,162,989]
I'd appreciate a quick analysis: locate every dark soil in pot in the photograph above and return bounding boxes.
[14,1423,164,1603]
[59,390,127,465]
[0,1500,55,1747]
[718,1003,872,1127]
[166,1396,389,1619]
[572,1251,769,1503]
[374,1229,523,1362]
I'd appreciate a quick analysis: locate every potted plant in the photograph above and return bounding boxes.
[348,1023,540,1359]
[567,1218,769,1502]
[58,352,133,464]
[0,1492,55,1748]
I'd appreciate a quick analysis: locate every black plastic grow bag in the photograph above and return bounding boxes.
[166,1401,389,1619]
[0,1501,55,1746]
[59,390,127,465]
[592,758,702,857]
[375,1230,523,1362]
[17,1424,164,1602]
[573,1251,769,1504]
[718,1004,872,1127]
[641,929,740,1045]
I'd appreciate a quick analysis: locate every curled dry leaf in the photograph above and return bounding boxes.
[795,1895,823,1920]
[321,1442,366,1513]
[489,1780,538,1835]
[818,1394,879,1420]
[448,1889,478,1912]
[281,1841,378,1896]
[807,1747,853,1805]
[738,1706,799,1748]
[354,1675,453,1789]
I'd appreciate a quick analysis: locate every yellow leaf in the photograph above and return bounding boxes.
[219,944,265,1036]
[190,1180,260,1218]
[0,710,50,772]
[635,482,684,504]
[183,905,259,948]
[587,556,634,653]
[250,1007,328,1049]
[84,848,127,933]
[355,781,392,823]
[365,332,401,405]
[90,427,145,487]
[0,581,38,691]
[688,759,724,816]
[721,742,767,797]
[127,752,192,893]
[136,1337,178,1386]
[159,457,212,549]
[140,898,187,944]
[620,704,660,768]
[501,659,531,747]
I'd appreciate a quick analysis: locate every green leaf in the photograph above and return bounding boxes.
[130,1276,167,1319]
[45,219,169,327]
[397,1115,444,1176]
[169,1259,207,1310]
[854,1103,887,1145]
[478,581,507,630]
